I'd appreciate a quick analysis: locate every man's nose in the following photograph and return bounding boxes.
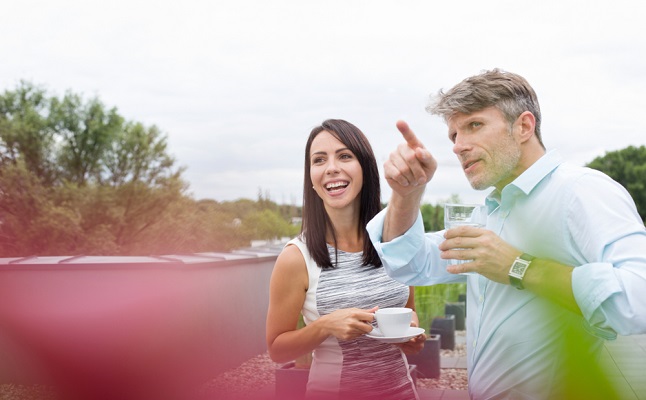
[452,134,469,155]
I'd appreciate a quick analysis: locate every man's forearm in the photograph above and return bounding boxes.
[382,186,426,242]
[523,259,581,316]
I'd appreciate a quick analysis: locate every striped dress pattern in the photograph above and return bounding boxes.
[288,238,419,400]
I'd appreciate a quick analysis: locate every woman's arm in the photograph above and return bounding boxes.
[266,245,376,363]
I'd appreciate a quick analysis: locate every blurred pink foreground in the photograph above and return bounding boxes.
[0,252,277,400]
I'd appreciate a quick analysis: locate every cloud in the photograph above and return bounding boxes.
[1,0,645,206]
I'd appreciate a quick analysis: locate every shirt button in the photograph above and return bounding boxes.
[479,295,484,303]
[473,340,477,347]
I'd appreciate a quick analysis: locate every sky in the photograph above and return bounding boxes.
[2,0,645,206]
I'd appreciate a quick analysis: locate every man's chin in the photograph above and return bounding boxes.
[467,179,492,191]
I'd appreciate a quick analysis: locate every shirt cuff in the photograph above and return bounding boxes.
[366,208,426,273]
[572,263,621,339]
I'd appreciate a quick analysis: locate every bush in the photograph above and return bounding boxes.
[414,283,466,331]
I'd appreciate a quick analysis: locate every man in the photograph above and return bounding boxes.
[367,69,646,399]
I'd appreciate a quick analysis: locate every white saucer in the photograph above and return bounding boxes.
[365,326,425,343]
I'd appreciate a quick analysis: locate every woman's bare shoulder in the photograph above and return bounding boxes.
[272,243,308,290]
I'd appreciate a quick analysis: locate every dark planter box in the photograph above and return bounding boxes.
[406,333,441,379]
[276,360,420,399]
[431,315,455,350]
[445,302,466,330]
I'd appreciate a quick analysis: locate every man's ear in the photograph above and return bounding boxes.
[515,111,536,144]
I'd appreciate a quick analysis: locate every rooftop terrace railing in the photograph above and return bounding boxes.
[0,244,283,399]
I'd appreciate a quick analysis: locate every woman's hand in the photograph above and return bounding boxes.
[318,306,378,341]
[395,321,426,355]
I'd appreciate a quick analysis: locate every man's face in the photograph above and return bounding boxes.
[447,106,522,191]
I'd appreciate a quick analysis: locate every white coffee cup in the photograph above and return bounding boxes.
[374,307,412,337]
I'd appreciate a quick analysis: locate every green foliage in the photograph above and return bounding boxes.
[241,209,300,241]
[414,284,466,331]
[416,197,467,329]
[0,81,302,257]
[420,194,462,232]
[420,203,444,231]
[586,145,646,223]
[50,92,124,185]
[0,81,57,184]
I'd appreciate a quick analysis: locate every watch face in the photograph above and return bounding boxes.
[511,260,529,276]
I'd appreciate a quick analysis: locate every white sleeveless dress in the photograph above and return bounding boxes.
[288,237,419,400]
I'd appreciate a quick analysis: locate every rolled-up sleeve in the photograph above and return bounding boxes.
[568,173,646,336]
[572,237,646,336]
[366,208,463,286]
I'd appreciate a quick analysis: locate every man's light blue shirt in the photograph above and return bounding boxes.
[367,150,646,398]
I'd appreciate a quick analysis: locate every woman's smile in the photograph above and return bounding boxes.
[325,180,350,195]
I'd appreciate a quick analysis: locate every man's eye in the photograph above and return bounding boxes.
[449,133,457,143]
[471,122,482,128]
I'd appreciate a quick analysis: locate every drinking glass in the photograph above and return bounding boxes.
[444,203,487,274]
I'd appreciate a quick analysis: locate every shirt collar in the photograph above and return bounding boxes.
[486,149,563,210]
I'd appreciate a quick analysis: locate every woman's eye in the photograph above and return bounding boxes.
[312,157,324,164]
[340,153,352,160]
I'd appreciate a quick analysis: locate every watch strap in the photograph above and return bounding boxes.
[519,253,535,263]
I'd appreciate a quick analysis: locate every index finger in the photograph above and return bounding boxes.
[396,120,424,149]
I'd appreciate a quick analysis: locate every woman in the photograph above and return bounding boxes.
[266,119,424,399]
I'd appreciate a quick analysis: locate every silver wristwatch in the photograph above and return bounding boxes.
[508,253,535,290]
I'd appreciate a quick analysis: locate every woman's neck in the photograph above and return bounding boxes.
[325,204,363,252]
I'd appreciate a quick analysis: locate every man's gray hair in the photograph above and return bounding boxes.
[427,68,544,148]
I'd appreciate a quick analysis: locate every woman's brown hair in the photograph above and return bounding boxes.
[301,119,382,269]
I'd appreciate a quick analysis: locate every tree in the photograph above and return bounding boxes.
[0,82,187,256]
[50,92,124,186]
[0,81,57,185]
[0,80,303,257]
[103,122,179,187]
[586,146,646,222]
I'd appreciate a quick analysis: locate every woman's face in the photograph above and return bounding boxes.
[309,130,363,211]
